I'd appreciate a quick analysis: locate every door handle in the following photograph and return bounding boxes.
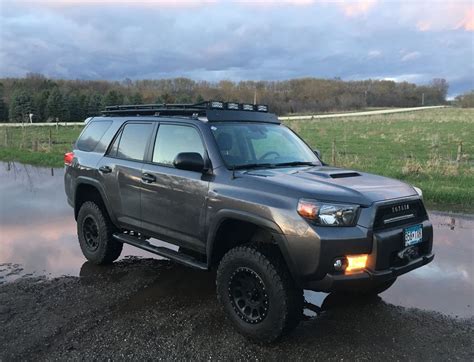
[99,166,112,174]
[141,173,156,183]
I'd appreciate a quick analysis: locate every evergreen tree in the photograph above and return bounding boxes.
[78,94,88,119]
[46,88,68,121]
[129,92,143,105]
[9,89,33,122]
[103,90,124,107]
[33,90,50,122]
[0,83,8,122]
[87,93,103,116]
[67,92,82,121]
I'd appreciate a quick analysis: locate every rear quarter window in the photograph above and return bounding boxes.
[76,121,113,152]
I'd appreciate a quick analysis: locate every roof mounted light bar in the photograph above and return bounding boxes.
[208,101,268,112]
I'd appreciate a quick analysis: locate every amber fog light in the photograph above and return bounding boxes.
[333,257,348,271]
[345,254,368,272]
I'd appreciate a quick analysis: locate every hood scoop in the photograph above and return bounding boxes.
[330,172,361,179]
[306,169,361,179]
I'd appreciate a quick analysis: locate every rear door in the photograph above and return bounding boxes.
[140,123,210,251]
[98,121,154,229]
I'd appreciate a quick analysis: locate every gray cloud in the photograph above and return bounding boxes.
[0,1,473,96]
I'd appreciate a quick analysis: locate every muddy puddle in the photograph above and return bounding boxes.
[1,162,473,318]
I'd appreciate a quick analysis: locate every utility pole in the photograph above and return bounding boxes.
[421,93,425,106]
[253,88,257,105]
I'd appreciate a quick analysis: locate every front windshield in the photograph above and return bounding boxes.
[211,122,321,169]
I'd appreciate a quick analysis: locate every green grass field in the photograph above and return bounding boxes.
[286,108,473,211]
[0,125,82,168]
[0,108,472,211]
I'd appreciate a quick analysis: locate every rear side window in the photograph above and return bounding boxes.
[76,121,112,152]
[114,123,153,161]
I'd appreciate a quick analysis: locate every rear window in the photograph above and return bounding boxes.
[76,121,112,152]
[114,123,153,161]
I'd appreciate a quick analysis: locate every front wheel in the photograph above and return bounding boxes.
[216,245,303,343]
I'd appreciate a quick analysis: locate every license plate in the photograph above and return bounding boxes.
[404,224,423,246]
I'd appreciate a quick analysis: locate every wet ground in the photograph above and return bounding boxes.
[0,162,473,360]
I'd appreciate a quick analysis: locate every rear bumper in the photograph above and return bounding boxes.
[304,253,434,292]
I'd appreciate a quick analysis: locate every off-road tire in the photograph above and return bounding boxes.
[77,201,123,264]
[216,245,303,343]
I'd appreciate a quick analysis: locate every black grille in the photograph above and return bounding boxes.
[373,199,427,230]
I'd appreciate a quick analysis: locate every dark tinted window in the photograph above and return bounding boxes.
[76,121,112,152]
[153,124,204,165]
[116,123,153,161]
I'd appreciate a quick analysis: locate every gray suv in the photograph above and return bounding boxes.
[64,101,434,342]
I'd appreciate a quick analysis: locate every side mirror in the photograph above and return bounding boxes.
[313,149,322,159]
[173,152,205,173]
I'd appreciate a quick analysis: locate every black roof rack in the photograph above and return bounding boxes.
[102,101,279,124]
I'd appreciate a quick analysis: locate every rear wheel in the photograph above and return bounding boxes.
[77,201,123,264]
[216,245,303,343]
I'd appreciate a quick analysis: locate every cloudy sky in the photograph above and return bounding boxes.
[1,0,473,96]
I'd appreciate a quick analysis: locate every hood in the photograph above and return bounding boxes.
[242,166,417,206]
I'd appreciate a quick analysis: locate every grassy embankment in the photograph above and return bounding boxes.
[0,125,82,168]
[0,108,472,211]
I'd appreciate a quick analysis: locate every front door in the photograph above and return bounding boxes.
[140,123,210,251]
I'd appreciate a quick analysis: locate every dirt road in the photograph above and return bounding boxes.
[0,258,472,361]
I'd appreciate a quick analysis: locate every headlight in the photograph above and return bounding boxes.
[297,199,360,226]
[413,186,423,198]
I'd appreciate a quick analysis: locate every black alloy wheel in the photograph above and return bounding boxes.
[229,267,269,324]
[82,215,100,251]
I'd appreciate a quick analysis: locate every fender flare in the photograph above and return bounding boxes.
[74,176,119,226]
[206,209,301,285]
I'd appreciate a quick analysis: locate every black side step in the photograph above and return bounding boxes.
[113,233,208,271]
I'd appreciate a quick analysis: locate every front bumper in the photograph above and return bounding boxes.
[287,218,434,292]
[304,253,434,292]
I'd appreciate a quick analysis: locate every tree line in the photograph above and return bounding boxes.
[0,73,451,123]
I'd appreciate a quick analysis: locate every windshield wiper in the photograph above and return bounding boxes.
[273,161,317,167]
[232,163,276,170]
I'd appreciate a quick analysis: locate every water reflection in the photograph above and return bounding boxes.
[0,162,473,318]
[0,162,150,282]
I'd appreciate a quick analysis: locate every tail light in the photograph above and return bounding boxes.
[64,152,74,166]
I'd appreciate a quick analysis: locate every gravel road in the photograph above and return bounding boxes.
[1,257,472,361]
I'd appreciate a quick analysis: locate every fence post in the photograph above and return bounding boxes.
[4,128,8,147]
[456,141,463,164]
[332,139,336,165]
[49,128,52,151]
[20,126,26,149]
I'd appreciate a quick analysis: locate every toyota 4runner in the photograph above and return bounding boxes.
[64,101,434,342]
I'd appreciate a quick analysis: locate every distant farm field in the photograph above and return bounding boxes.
[285,108,473,211]
[0,108,472,211]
